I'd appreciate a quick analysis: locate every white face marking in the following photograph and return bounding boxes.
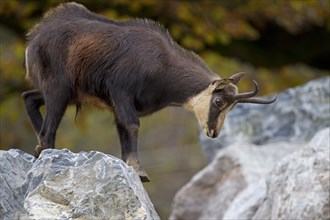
[183,84,214,136]
[25,47,29,79]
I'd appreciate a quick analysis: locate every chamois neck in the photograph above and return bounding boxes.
[168,61,219,107]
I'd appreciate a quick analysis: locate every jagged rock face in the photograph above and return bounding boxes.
[170,128,330,220]
[200,77,330,161]
[251,128,330,220]
[0,150,35,219]
[0,149,160,220]
[169,141,301,219]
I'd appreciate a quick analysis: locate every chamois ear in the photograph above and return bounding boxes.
[211,78,233,92]
[229,72,246,84]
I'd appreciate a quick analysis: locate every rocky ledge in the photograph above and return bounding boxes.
[0,149,160,220]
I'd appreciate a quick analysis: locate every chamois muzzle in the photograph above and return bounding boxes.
[234,80,277,104]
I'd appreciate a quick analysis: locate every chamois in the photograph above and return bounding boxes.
[22,2,276,182]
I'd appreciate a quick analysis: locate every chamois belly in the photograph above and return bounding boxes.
[76,93,113,111]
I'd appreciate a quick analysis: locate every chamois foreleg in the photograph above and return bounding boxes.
[113,96,150,182]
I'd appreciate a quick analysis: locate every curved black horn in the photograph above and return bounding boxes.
[234,80,259,100]
[237,95,277,104]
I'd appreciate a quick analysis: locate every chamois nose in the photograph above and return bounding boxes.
[207,129,218,138]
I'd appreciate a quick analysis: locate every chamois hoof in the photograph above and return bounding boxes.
[128,163,151,182]
[34,145,43,158]
[140,175,150,182]
[134,167,150,182]
[139,173,151,183]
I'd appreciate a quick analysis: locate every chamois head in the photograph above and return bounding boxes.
[184,72,276,138]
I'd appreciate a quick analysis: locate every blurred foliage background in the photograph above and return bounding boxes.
[1,0,329,218]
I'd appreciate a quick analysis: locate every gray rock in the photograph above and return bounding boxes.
[252,128,330,220]
[223,178,267,220]
[201,77,330,161]
[169,140,301,220]
[170,128,330,220]
[0,149,159,220]
[225,137,330,219]
[0,149,35,219]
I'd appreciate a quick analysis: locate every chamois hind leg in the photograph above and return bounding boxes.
[22,89,45,135]
[35,87,70,158]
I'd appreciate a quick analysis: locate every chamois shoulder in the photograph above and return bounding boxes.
[124,18,212,75]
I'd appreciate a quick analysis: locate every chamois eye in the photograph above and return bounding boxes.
[215,98,224,107]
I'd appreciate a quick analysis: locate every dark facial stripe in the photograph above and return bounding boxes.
[207,100,221,135]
